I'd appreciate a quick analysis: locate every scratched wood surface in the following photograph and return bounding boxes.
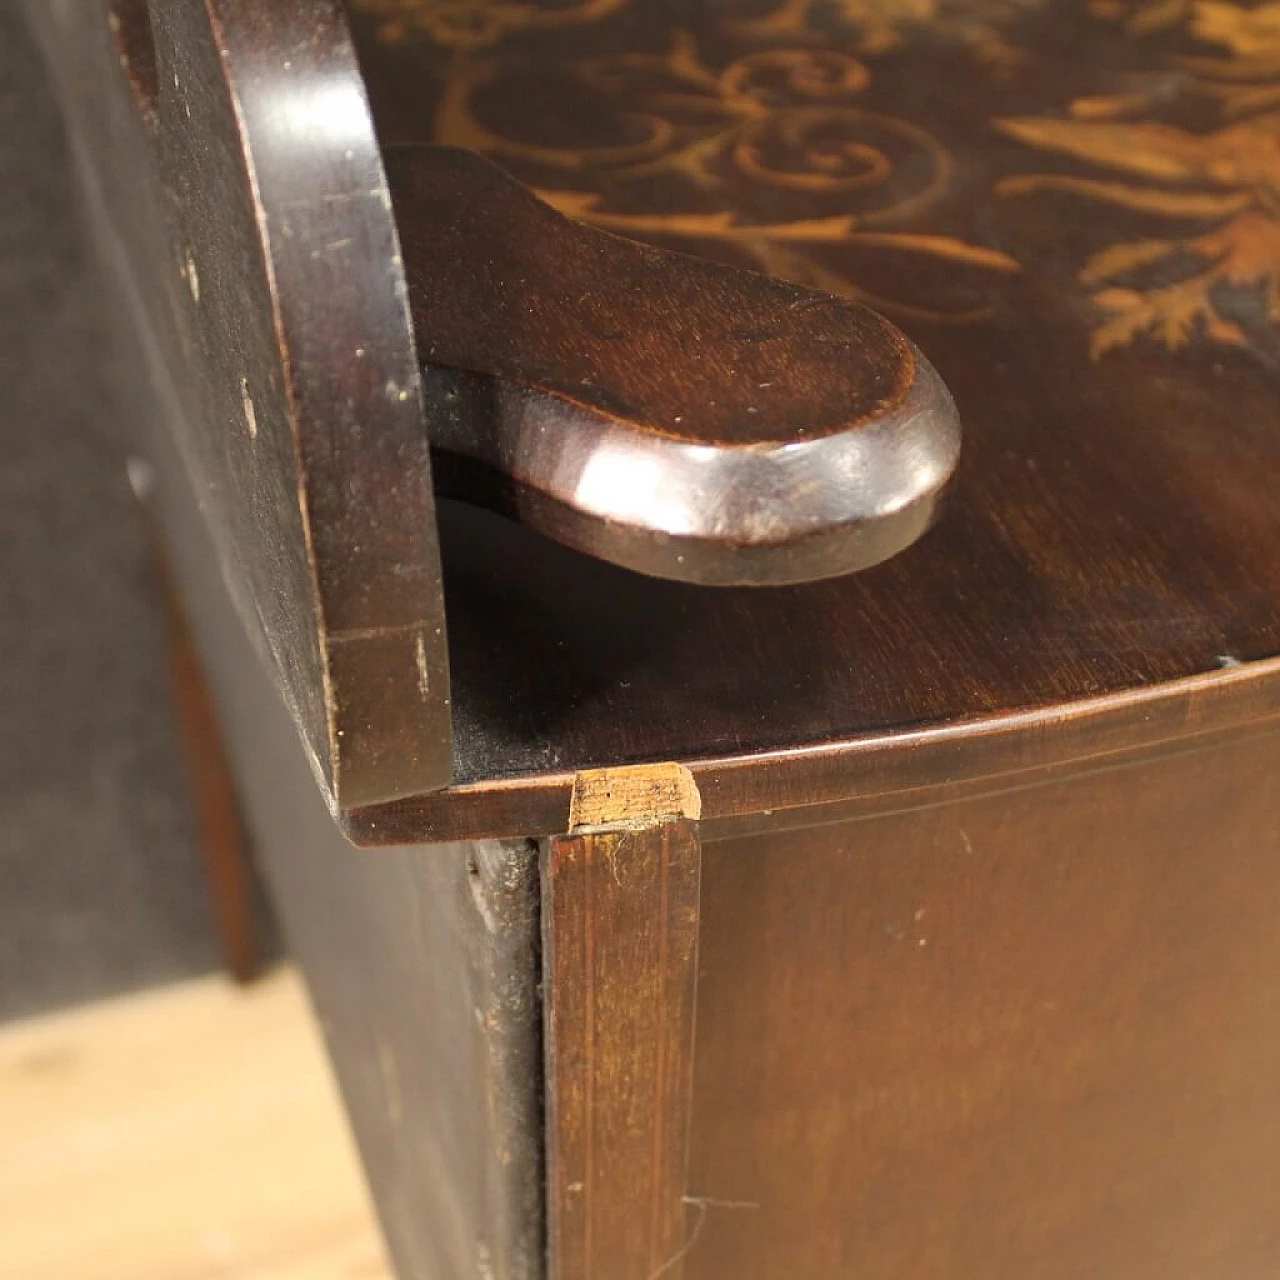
[53,0,455,811]
[25,10,1280,1280]
[0,971,391,1280]
[543,818,703,1280]
[681,731,1280,1278]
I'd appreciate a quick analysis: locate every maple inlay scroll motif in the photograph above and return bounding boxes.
[354,0,1023,319]
[356,0,1278,356]
[436,35,1018,319]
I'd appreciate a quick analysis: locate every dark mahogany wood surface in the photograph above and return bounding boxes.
[340,0,1280,838]
[686,729,1280,1278]
[50,0,456,811]
[391,147,918,449]
[388,144,960,585]
[38,0,1280,838]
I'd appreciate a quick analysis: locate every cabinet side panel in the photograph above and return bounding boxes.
[124,252,543,1278]
[688,734,1280,1279]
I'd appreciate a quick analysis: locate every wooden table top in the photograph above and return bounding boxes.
[336,0,1280,839]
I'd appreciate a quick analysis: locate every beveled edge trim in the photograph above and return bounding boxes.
[345,655,1280,847]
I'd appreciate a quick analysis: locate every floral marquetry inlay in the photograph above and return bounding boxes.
[356,0,625,49]
[1000,0,1280,355]
[354,0,1280,358]
[431,33,1020,320]
[733,0,1042,69]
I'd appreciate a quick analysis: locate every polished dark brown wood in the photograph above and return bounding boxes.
[91,0,454,810]
[338,0,1280,837]
[28,4,1280,1280]
[686,732,1280,1278]
[543,817,702,1280]
[388,145,958,585]
[40,0,1280,837]
[353,657,1280,844]
[105,288,546,1277]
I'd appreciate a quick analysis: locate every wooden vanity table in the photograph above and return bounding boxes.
[25,0,1280,1276]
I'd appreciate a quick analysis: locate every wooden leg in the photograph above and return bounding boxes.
[542,766,704,1280]
[153,534,260,984]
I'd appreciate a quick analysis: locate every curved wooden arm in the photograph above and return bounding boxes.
[81,0,455,808]
[390,146,961,586]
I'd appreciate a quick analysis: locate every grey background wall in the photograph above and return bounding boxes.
[0,5,232,1019]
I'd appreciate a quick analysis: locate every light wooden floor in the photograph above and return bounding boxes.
[0,970,392,1280]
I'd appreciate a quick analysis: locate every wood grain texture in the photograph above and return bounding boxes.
[339,0,1280,838]
[544,818,703,1280]
[43,0,454,810]
[390,147,917,448]
[351,656,1280,844]
[35,0,1280,838]
[34,9,1280,1280]
[387,145,959,586]
[168,503,545,1280]
[157,0,453,809]
[682,731,1280,1279]
[569,763,702,830]
[0,971,391,1280]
